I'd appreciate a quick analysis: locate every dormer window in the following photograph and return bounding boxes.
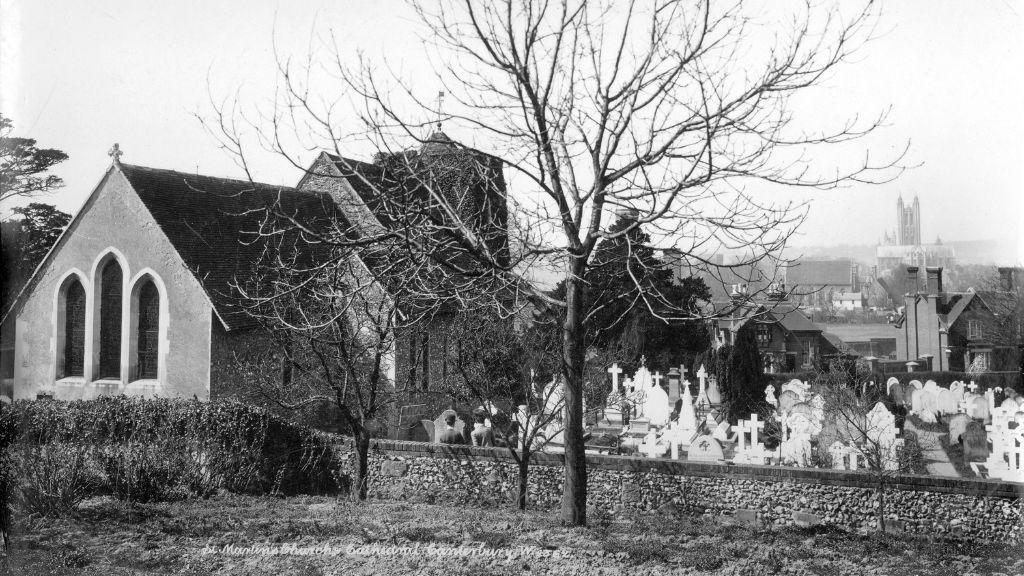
[967,320,982,340]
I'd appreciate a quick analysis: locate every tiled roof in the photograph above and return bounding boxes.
[764,303,821,333]
[120,164,338,330]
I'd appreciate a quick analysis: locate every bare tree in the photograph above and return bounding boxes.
[437,309,574,510]
[230,203,424,501]
[818,369,926,533]
[204,0,903,524]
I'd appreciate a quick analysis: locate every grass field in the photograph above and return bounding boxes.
[3,494,1021,575]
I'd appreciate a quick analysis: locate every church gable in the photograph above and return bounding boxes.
[6,165,216,400]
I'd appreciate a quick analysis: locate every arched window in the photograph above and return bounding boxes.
[135,279,160,380]
[97,260,123,379]
[62,280,86,378]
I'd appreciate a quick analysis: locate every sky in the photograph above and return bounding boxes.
[1,0,1022,263]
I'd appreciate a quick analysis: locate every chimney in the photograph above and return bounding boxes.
[905,266,919,295]
[767,282,787,301]
[730,283,748,301]
[998,267,1015,292]
[925,267,943,295]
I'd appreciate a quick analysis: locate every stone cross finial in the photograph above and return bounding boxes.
[108,143,123,163]
[968,381,978,393]
[652,372,663,388]
[607,363,622,392]
[680,364,689,379]
[639,354,648,367]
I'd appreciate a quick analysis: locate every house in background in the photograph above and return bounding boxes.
[783,258,859,310]
[833,292,867,311]
[709,286,840,373]
[893,266,1020,373]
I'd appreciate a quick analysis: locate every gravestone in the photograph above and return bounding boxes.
[905,388,917,412]
[668,367,681,405]
[781,412,814,466]
[706,376,722,404]
[962,421,990,462]
[783,379,810,400]
[972,396,991,423]
[865,402,902,470]
[712,421,732,442]
[398,404,429,441]
[687,435,725,462]
[937,389,959,416]
[732,414,774,465]
[918,389,939,424]
[420,419,436,443]
[947,413,972,444]
[889,381,905,407]
[641,376,671,426]
[778,390,801,413]
[695,365,710,408]
[765,384,778,408]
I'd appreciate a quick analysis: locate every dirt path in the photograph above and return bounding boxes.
[904,420,959,477]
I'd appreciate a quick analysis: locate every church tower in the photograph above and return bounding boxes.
[897,195,921,246]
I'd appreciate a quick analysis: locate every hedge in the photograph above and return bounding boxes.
[0,396,346,497]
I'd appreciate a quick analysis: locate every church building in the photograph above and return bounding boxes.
[1,134,507,411]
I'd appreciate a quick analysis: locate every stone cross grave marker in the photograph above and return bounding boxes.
[607,363,622,393]
[732,414,773,465]
[696,365,709,407]
[641,430,663,458]
[765,384,777,408]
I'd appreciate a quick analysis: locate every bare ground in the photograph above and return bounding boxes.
[2,494,1021,576]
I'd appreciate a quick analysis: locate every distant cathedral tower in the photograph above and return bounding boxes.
[878,194,954,274]
[896,195,921,246]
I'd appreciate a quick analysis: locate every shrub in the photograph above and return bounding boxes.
[11,443,102,517]
[897,431,927,475]
[100,441,201,503]
[1,397,345,500]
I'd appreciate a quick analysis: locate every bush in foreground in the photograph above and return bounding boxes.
[1,396,346,513]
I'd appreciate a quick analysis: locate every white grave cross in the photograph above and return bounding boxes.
[607,363,623,392]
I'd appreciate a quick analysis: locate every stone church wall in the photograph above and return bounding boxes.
[338,439,1024,542]
[5,168,213,400]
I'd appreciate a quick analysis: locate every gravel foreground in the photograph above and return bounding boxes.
[3,494,1021,575]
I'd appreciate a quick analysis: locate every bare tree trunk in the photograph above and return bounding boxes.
[517,453,530,511]
[560,270,587,526]
[876,482,886,534]
[353,427,371,501]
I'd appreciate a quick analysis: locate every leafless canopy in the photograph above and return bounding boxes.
[203,0,904,523]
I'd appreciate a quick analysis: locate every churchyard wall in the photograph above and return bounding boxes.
[341,439,1024,542]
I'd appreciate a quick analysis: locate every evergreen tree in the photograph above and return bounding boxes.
[1,203,71,311]
[545,214,711,371]
[721,322,768,422]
